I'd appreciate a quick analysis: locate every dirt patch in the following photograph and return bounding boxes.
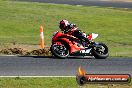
[27,48,51,56]
[0,48,27,55]
[0,44,51,56]
[0,47,51,56]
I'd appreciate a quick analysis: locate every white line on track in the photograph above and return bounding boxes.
[76,5,83,7]
[0,76,76,78]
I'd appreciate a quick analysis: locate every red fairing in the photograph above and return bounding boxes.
[52,31,63,43]
[52,31,84,54]
[61,38,81,53]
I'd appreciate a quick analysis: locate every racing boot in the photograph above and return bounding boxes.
[81,37,92,48]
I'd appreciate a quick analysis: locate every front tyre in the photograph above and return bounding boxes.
[93,43,109,59]
[50,43,69,59]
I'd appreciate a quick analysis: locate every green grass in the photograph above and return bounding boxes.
[0,0,132,57]
[0,77,131,88]
[0,77,79,88]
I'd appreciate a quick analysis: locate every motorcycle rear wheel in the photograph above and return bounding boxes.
[50,43,69,59]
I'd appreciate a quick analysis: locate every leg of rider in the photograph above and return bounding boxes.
[72,30,90,46]
[75,34,89,47]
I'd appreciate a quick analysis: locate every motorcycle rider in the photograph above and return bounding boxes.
[59,20,90,47]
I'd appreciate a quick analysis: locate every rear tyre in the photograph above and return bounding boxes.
[93,43,109,59]
[50,43,69,59]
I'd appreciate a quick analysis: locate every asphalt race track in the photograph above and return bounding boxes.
[18,0,132,8]
[0,56,132,76]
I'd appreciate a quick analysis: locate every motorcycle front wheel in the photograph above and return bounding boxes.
[50,43,69,59]
[92,43,109,59]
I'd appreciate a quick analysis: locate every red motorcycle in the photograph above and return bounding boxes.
[50,31,109,59]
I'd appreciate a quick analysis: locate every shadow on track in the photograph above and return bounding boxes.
[19,55,94,59]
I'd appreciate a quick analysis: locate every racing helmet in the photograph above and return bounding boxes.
[59,20,70,31]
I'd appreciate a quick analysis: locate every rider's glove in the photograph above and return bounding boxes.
[70,23,76,29]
